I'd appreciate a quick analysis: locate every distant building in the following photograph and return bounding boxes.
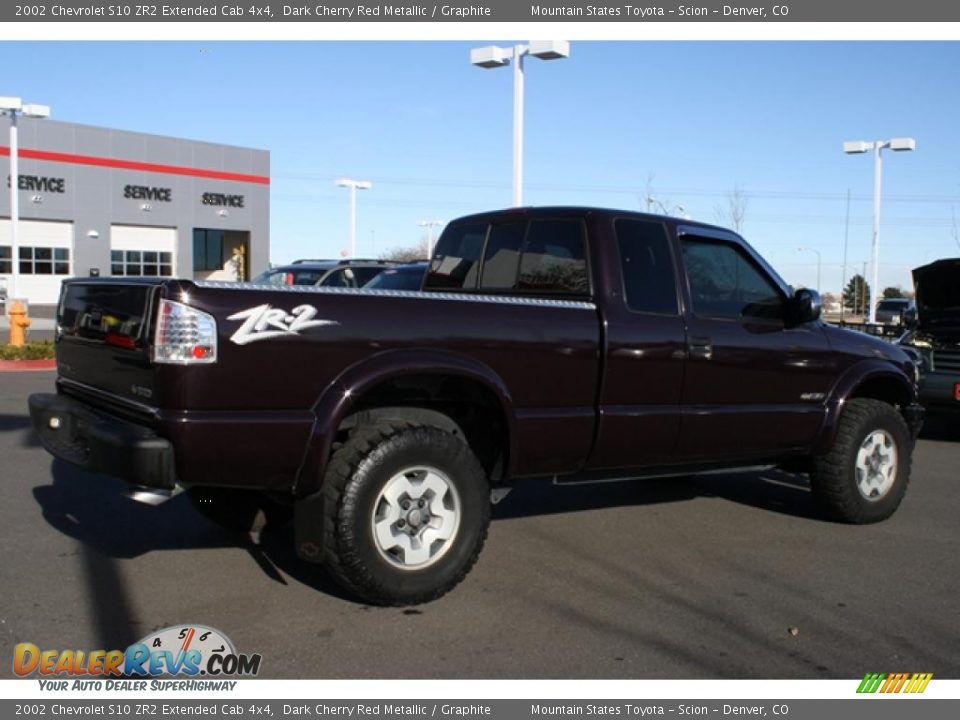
[1,118,269,305]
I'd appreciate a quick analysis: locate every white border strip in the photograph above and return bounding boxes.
[5,22,960,42]
[2,678,959,699]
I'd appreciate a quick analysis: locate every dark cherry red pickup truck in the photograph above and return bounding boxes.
[29,207,924,605]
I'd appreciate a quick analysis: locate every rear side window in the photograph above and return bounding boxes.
[516,220,589,295]
[350,267,386,286]
[615,219,678,315]
[425,223,487,290]
[479,222,526,289]
[426,218,589,296]
[681,237,784,321]
[321,268,359,288]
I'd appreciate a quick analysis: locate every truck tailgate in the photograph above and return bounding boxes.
[55,279,163,408]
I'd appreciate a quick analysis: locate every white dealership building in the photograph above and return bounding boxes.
[1,117,269,306]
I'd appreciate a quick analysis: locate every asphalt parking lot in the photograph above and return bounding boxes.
[2,371,958,679]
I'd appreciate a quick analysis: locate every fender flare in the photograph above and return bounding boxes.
[292,348,517,497]
[814,359,915,455]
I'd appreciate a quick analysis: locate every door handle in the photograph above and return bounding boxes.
[688,336,713,360]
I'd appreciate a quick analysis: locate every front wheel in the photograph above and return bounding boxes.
[321,421,491,605]
[810,399,912,523]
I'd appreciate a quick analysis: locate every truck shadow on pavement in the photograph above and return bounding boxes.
[0,412,43,448]
[490,470,819,523]
[32,460,358,608]
[918,412,960,442]
[33,460,820,611]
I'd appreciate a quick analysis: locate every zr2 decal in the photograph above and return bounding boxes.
[227,304,339,345]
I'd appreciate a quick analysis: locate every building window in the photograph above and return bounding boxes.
[1,246,70,275]
[193,229,224,271]
[111,250,173,277]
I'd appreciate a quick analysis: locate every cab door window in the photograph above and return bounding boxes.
[615,219,679,315]
[681,238,784,321]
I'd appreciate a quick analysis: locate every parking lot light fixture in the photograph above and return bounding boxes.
[843,137,916,324]
[470,41,569,207]
[1,97,51,305]
[335,178,372,259]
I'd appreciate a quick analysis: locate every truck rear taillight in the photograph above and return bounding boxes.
[152,299,218,365]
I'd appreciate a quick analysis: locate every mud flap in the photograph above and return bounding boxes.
[294,490,326,564]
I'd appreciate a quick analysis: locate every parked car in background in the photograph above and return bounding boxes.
[363,261,429,291]
[251,259,393,289]
[875,298,914,326]
[899,258,960,411]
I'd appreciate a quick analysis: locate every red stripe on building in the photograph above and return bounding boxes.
[0,146,269,185]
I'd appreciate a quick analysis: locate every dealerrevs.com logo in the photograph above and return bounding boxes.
[14,625,262,689]
[857,673,933,694]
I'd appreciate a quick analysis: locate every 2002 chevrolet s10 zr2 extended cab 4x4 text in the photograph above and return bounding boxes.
[29,207,923,605]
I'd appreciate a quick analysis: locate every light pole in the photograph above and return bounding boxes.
[470,41,569,207]
[335,177,371,259]
[418,219,443,254]
[1,96,51,305]
[797,247,822,293]
[843,137,916,324]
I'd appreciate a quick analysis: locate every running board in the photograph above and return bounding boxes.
[552,464,776,486]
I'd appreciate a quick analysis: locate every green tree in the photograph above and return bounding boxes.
[843,274,871,314]
[882,286,905,299]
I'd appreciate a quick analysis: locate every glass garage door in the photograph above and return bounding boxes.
[0,218,74,305]
[109,225,176,278]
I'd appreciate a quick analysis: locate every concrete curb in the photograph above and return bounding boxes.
[0,359,56,373]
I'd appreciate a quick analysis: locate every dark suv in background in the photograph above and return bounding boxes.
[251,259,393,288]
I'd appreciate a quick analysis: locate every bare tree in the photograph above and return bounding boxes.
[379,237,431,263]
[715,185,750,233]
[643,173,687,216]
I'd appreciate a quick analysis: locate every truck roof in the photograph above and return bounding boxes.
[447,206,738,236]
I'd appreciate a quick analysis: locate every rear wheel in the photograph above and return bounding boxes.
[321,421,490,605]
[810,399,911,523]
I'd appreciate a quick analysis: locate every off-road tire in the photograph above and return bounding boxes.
[188,487,291,533]
[321,420,490,606]
[810,399,911,524]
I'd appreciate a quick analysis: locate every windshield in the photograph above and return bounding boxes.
[365,266,426,291]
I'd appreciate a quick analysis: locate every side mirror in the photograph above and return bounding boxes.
[790,288,822,325]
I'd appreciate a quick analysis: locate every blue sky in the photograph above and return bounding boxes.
[2,40,958,294]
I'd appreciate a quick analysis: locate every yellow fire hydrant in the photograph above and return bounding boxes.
[8,300,31,347]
